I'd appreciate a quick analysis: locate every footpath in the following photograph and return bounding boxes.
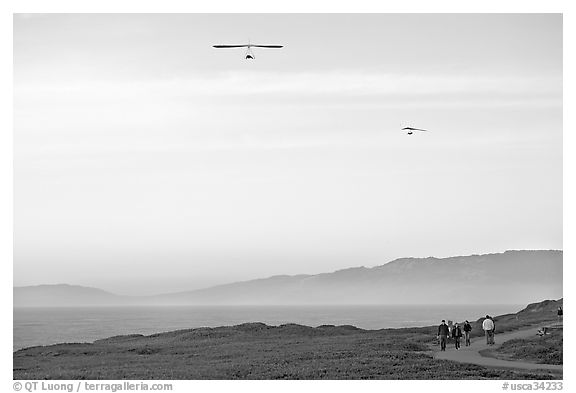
[434,326,562,374]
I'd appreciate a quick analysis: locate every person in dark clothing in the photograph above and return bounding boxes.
[452,323,463,350]
[437,320,450,351]
[558,306,563,323]
[463,320,472,346]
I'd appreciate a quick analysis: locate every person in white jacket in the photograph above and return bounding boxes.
[482,315,495,345]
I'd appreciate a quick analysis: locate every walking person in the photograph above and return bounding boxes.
[452,323,462,350]
[482,315,494,346]
[558,306,563,323]
[463,320,472,346]
[489,315,496,345]
[437,320,449,351]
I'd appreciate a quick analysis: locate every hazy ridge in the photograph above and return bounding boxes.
[14,250,562,307]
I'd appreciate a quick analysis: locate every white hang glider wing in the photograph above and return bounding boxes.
[213,43,283,59]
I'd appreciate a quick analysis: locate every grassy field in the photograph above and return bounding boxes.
[487,330,563,365]
[13,299,562,380]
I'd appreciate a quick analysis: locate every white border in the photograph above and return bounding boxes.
[2,1,572,392]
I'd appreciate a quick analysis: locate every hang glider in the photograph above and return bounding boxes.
[213,42,284,59]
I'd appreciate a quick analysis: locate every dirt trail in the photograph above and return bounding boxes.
[434,325,562,373]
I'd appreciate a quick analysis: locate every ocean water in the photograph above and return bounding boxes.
[13,304,522,351]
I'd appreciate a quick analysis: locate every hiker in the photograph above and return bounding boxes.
[447,320,453,345]
[452,323,462,350]
[489,315,496,344]
[558,306,563,323]
[463,320,472,346]
[482,315,495,345]
[437,320,450,351]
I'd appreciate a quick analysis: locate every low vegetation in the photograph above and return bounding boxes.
[14,321,559,380]
[489,330,562,365]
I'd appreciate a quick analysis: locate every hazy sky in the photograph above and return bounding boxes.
[13,14,562,295]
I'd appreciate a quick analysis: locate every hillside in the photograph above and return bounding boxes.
[154,250,562,305]
[13,284,127,307]
[14,250,562,306]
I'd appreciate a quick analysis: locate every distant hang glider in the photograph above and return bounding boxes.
[213,42,283,59]
[402,127,428,135]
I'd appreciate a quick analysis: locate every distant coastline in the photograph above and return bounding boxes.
[14,250,563,307]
